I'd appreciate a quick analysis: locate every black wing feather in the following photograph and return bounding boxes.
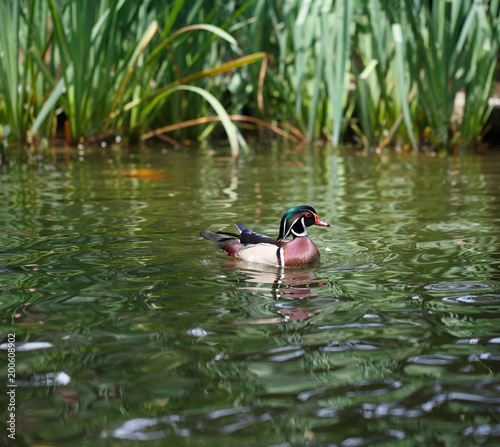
[235,223,278,246]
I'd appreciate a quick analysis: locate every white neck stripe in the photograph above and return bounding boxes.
[282,215,310,239]
[291,217,307,237]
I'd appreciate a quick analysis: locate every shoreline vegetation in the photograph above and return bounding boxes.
[0,0,499,160]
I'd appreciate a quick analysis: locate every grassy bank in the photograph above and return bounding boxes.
[0,0,498,158]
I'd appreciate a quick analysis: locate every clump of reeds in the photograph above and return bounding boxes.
[1,0,267,157]
[248,0,499,151]
[0,0,498,156]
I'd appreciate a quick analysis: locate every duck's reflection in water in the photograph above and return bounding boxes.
[231,261,329,323]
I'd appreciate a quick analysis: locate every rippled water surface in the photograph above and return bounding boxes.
[1,145,500,446]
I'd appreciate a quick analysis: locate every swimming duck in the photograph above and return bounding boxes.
[200,205,329,267]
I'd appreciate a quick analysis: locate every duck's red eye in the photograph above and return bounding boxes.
[305,212,312,218]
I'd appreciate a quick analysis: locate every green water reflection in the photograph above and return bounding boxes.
[1,145,500,446]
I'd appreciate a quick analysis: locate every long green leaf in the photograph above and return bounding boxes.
[139,52,266,118]
[31,78,66,136]
[109,20,158,120]
[392,23,418,149]
[172,85,246,158]
[358,59,379,148]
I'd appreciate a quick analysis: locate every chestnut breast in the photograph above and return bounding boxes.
[283,237,320,267]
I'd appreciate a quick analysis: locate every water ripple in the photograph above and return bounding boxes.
[312,380,500,423]
[0,341,53,351]
[3,148,500,446]
[318,323,385,330]
[425,282,492,291]
[266,346,305,362]
[18,371,71,387]
[109,407,272,440]
[442,294,500,305]
[320,339,381,351]
[112,416,188,440]
[463,423,500,442]
[407,354,460,365]
[298,379,403,402]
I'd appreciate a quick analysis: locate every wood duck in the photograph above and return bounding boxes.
[200,205,329,267]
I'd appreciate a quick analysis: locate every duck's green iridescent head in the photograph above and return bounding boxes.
[278,205,329,240]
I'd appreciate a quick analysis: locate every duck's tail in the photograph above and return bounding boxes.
[200,231,240,249]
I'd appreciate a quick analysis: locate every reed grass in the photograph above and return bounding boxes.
[9,0,262,157]
[460,0,500,147]
[0,0,55,144]
[256,0,353,143]
[351,0,499,150]
[0,0,27,143]
[0,0,498,156]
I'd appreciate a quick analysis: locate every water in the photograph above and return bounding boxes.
[1,145,500,446]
